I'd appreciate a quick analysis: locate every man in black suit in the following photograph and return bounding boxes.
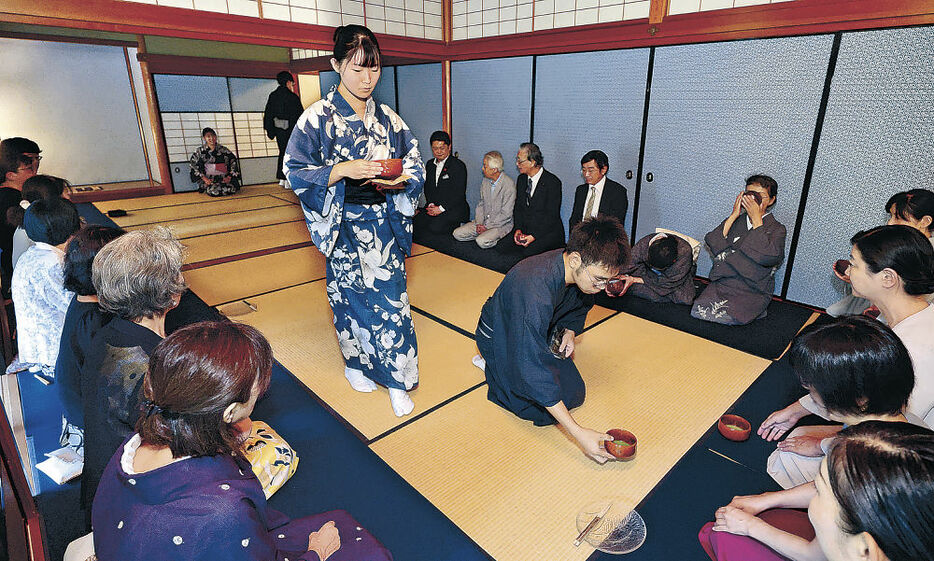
[569,150,628,231]
[263,71,304,187]
[495,142,564,257]
[416,130,469,235]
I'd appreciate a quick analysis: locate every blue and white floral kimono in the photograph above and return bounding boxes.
[284,90,425,390]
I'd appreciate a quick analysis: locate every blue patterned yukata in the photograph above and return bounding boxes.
[284,90,424,390]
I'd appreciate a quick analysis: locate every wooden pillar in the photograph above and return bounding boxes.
[649,0,669,25]
[135,34,174,194]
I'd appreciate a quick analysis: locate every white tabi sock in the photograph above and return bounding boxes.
[345,367,377,392]
[389,388,414,417]
[471,354,486,372]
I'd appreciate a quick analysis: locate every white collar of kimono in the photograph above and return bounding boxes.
[121,433,190,475]
[331,90,377,125]
[34,242,65,257]
[746,211,771,230]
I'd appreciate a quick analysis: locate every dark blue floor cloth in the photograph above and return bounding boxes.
[704,356,839,471]
[413,228,523,274]
[594,286,818,360]
[76,202,120,229]
[256,363,492,561]
[587,444,781,561]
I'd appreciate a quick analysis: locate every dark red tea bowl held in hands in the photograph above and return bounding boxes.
[605,429,637,460]
[718,414,751,442]
[834,259,851,277]
[374,158,403,179]
[605,278,625,297]
[742,190,763,204]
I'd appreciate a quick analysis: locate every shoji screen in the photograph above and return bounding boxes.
[451,56,533,213]
[534,48,649,236]
[228,77,282,186]
[396,63,444,161]
[0,38,149,185]
[637,35,833,294]
[156,75,281,191]
[785,27,934,307]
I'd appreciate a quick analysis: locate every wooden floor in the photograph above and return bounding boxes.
[93,185,772,561]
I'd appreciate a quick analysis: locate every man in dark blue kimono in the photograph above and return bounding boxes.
[475,216,631,463]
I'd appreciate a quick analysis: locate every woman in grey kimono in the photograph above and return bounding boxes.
[284,25,425,417]
[189,127,241,197]
[692,175,786,325]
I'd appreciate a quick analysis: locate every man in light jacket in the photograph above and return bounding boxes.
[453,151,516,248]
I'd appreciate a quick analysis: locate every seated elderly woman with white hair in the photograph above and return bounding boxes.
[78,226,187,523]
[452,151,516,249]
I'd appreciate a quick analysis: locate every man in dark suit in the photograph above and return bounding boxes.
[495,142,564,257]
[263,71,304,187]
[416,130,469,235]
[569,150,628,231]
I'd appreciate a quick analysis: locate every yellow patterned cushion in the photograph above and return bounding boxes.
[241,420,299,498]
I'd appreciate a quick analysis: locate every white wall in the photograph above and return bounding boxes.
[0,37,149,185]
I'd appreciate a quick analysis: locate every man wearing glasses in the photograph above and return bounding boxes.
[495,142,564,257]
[569,150,628,232]
[0,137,41,290]
[474,216,630,464]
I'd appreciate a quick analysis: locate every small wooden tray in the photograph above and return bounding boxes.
[370,174,412,188]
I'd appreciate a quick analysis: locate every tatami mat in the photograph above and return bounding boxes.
[184,246,327,306]
[182,221,311,265]
[93,183,284,213]
[406,251,615,333]
[233,281,486,440]
[185,242,435,307]
[267,190,300,205]
[370,313,769,561]
[129,204,304,239]
[111,195,292,227]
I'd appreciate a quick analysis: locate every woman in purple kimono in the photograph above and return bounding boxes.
[92,321,392,561]
[692,175,786,325]
[284,25,425,417]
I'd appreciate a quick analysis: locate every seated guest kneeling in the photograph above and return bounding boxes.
[56,225,126,438]
[699,421,934,561]
[692,175,786,325]
[763,315,920,489]
[80,227,187,520]
[759,224,934,443]
[496,142,564,257]
[8,198,81,378]
[189,127,241,197]
[453,150,515,248]
[93,321,392,561]
[612,232,696,304]
[475,216,630,463]
[8,174,72,269]
[415,130,468,235]
[568,150,628,231]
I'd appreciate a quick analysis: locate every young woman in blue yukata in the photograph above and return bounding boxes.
[284,25,425,417]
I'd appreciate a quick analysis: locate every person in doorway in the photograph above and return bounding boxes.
[264,70,305,188]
